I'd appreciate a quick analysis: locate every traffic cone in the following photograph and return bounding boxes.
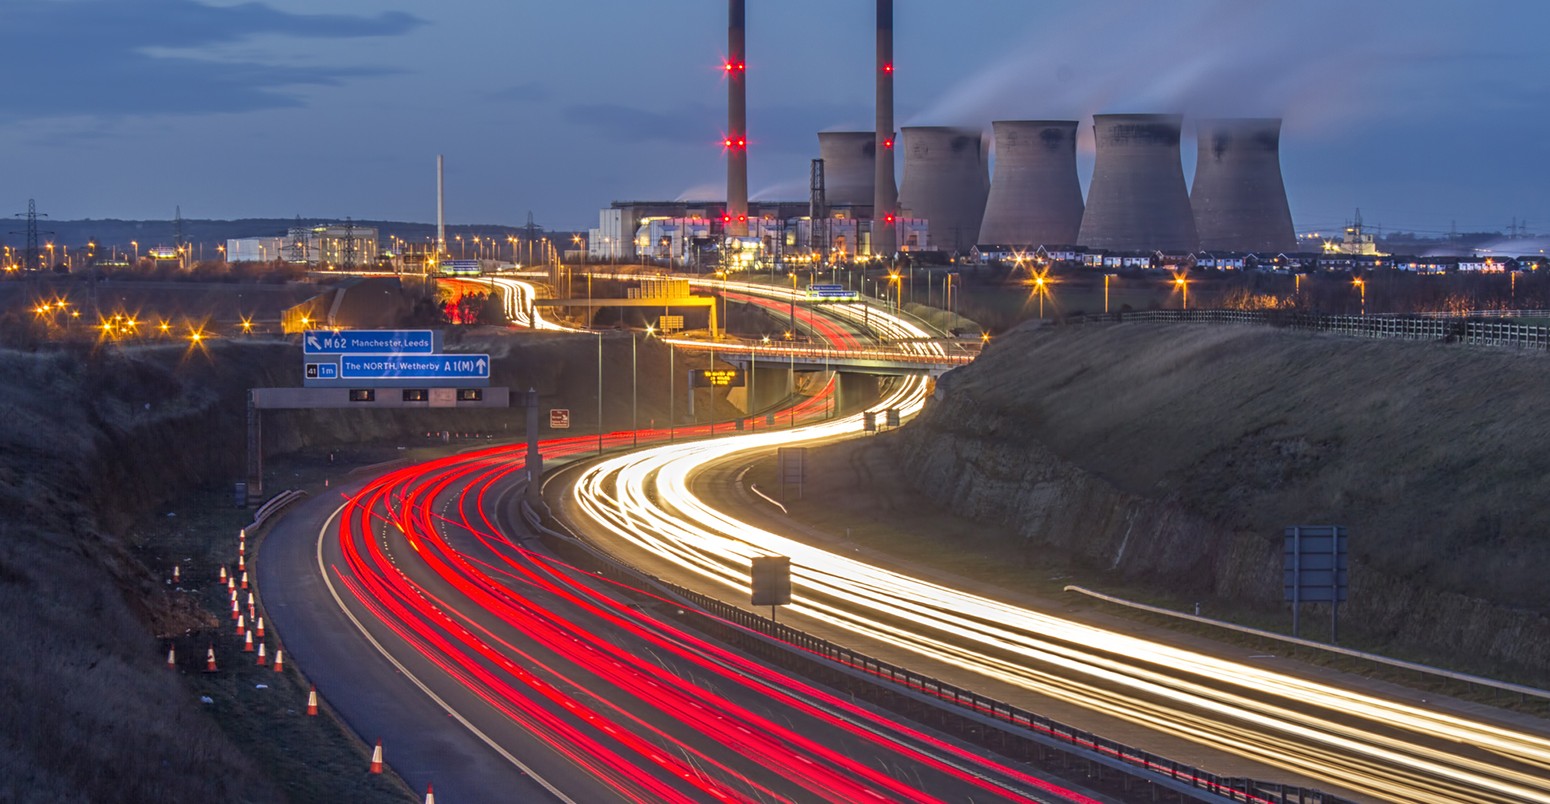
[240,527,246,541]
[256,642,267,666]
[219,565,227,583]
[240,571,248,590]
[243,631,254,653]
[230,588,238,604]
[166,645,176,669]
[235,613,246,636]
[255,616,265,638]
[246,589,255,607]
[273,649,284,673]
[238,536,245,556]
[368,740,383,774]
[172,565,180,583]
[227,576,235,593]
[230,599,240,620]
[206,645,218,672]
[306,686,318,716]
[425,783,435,804]
[238,554,245,572]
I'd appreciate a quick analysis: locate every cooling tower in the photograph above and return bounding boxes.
[978,120,1084,247]
[898,126,989,254]
[725,0,748,236]
[817,132,876,207]
[1077,114,1199,252]
[873,0,898,255]
[1190,118,1296,253]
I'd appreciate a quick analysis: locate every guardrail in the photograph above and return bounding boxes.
[246,489,307,533]
[1065,586,1550,703]
[662,337,976,367]
[520,498,1347,804]
[1063,308,1550,351]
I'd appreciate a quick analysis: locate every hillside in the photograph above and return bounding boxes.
[0,331,680,801]
[891,320,1550,679]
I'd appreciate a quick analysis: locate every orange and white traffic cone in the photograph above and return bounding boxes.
[166,645,176,669]
[240,527,246,540]
[238,535,245,556]
[255,616,265,638]
[235,613,246,636]
[238,553,245,572]
[240,571,248,590]
[219,565,228,583]
[425,783,435,804]
[172,565,180,584]
[206,645,218,672]
[273,649,284,673]
[227,576,235,593]
[243,631,254,653]
[256,642,267,666]
[368,740,383,774]
[230,599,240,620]
[306,686,318,716]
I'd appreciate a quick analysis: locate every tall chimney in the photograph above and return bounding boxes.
[872,0,898,258]
[725,0,749,237]
[436,154,446,258]
[1190,118,1296,253]
[1077,114,1199,252]
[978,121,1084,248]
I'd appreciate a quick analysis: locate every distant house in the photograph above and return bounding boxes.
[1195,251,1248,270]
[1458,256,1511,272]
[970,244,1029,265]
[1081,250,1109,269]
[1102,251,1153,270]
[1153,251,1195,271]
[1317,253,1356,272]
[1036,244,1084,264]
[1514,255,1547,272]
[1396,255,1456,274]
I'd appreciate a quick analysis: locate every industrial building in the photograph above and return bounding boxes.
[898,126,989,255]
[1078,114,1200,253]
[229,224,379,266]
[977,120,1084,248]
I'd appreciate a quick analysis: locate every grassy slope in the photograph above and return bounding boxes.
[892,321,1550,678]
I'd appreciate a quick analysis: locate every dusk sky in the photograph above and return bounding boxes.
[3,0,1546,237]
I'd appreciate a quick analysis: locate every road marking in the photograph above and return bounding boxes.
[315,499,577,803]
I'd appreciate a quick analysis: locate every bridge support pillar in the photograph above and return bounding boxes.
[836,372,881,415]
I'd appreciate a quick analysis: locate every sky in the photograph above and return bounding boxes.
[1,0,1547,237]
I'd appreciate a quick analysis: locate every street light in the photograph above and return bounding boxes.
[631,331,638,447]
[1353,276,1366,316]
[1104,273,1115,314]
[1174,274,1189,310]
[1032,274,1047,319]
[596,331,604,455]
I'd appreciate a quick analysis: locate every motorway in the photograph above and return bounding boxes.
[544,277,1550,804]
[260,412,1103,801]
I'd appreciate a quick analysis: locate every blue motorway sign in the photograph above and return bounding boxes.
[340,354,490,380]
[303,330,436,355]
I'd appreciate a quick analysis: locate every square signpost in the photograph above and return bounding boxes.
[1284,525,1349,641]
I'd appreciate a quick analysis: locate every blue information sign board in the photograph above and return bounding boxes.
[303,330,436,355]
[340,354,490,380]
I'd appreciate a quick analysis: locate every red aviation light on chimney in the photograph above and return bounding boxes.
[884,137,895,150]
[723,60,745,72]
[738,215,747,222]
[722,135,747,150]
[883,63,894,74]
[722,214,732,223]
[884,213,896,224]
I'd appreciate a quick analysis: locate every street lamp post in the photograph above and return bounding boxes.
[596,332,604,454]
[1353,276,1366,316]
[631,331,638,447]
[1034,275,1046,318]
[1104,273,1114,314]
[1175,275,1189,310]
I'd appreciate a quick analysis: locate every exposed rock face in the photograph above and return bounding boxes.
[892,322,1550,679]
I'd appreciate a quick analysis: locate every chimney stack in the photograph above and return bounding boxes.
[978,121,1084,248]
[725,0,749,236]
[872,0,898,258]
[1078,114,1199,252]
[1190,118,1297,253]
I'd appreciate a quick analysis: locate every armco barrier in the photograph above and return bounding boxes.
[522,498,1349,804]
[1060,308,1550,352]
[1065,585,1550,703]
[246,489,307,533]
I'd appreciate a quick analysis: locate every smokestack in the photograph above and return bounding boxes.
[436,154,445,257]
[1078,114,1199,252]
[872,0,898,257]
[817,132,877,207]
[1191,118,1296,253]
[978,121,1084,247]
[898,126,989,255]
[725,0,748,237]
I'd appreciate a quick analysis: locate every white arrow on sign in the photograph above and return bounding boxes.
[305,333,322,352]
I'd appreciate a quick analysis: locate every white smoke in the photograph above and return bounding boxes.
[905,0,1431,143]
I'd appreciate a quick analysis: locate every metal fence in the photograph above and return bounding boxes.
[522,499,1348,804]
[1060,308,1550,351]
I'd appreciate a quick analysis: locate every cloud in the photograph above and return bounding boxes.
[0,0,426,123]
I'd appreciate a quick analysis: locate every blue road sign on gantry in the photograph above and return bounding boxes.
[303,330,436,355]
[340,354,490,382]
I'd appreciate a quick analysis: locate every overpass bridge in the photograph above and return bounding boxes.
[663,337,976,376]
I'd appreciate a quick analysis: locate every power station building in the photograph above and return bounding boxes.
[226,223,379,266]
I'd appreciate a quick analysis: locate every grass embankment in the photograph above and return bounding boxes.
[754,321,1550,699]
